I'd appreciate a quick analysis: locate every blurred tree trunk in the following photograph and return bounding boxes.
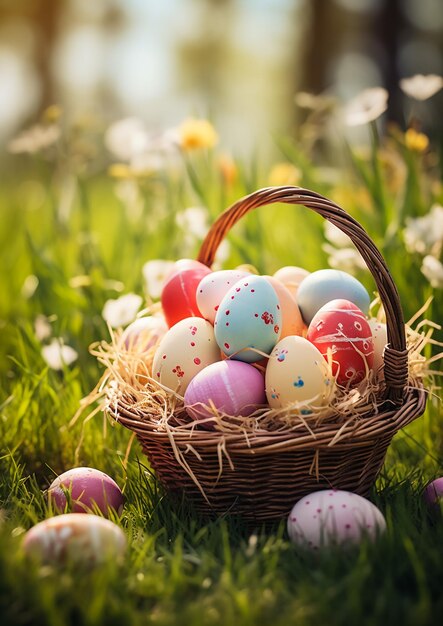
[32,0,60,109]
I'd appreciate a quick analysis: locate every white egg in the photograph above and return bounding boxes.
[120,315,167,352]
[287,490,386,549]
[265,336,334,411]
[152,317,220,393]
[273,266,310,298]
[196,270,250,324]
[367,319,388,376]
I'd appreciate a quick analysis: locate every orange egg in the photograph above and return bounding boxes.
[273,266,310,298]
[263,276,304,339]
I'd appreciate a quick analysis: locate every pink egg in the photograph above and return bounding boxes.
[161,260,212,328]
[287,490,386,549]
[184,360,266,424]
[423,477,443,507]
[196,269,251,324]
[307,299,374,386]
[47,467,124,517]
[121,315,167,351]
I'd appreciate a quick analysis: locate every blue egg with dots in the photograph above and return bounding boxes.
[296,269,370,325]
[214,275,281,363]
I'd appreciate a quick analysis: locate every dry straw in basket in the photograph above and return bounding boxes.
[84,187,437,522]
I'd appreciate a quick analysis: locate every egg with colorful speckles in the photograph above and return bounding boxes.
[214,276,281,363]
[307,299,374,386]
[196,269,251,324]
[265,335,334,410]
[287,490,386,549]
[152,317,220,393]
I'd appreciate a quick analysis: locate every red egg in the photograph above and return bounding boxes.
[161,260,212,328]
[306,299,374,386]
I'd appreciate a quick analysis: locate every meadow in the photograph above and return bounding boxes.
[1,89,443,625]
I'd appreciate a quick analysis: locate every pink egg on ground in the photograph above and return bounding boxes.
[161,260,212,328]
[47,467,125,517]
[196,269,251,324]
[423,477,443,507]
[307,299,374,386]
[287,490,386,549]
[184,360,266,424]
[121,315,167,352]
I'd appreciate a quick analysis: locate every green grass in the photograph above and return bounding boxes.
[1,116,443,625]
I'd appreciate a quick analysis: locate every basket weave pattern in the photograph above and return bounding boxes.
[108,187,427,521]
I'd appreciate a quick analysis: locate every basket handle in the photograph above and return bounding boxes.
[196,186,408,406]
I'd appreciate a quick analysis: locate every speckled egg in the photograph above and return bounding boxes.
[265,335,334,411]
[307,299,374,386]
[184,360,266,423]
[287,490,386,549]
[214,276,281,363]
[367,318,388,376]
[297,269,370,325]
[263,276,304,338]
[196,269,251,324]
[47,467,125,517]
[273,266,310,298]
[152,317,220,393]
[121,315,167,352]
[161,259,212,327]
[23,514,127,566]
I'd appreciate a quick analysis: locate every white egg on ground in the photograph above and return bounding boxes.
[287,490,386,549]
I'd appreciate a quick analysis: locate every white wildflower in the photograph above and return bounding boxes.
[42,339,78,370]
[400,74,443,101]
[105,117,150,161]
[34,315,52,342]
[421,255,443,288]
[343,87,388,126]
[8,124,61,154]
[142,260,175,299]
[21,275,39,299]
[176,207,209,240]
[404,205,443,256]
[102,293,143,328]
[323,244,367,274]
[324,221,353,248]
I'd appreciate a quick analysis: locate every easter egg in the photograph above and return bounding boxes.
[214,276,281,363]
[307,299,374,386]
[184,360,266,423]
[367,318,388,376]
[273,266,310,298]
[161,259,211,328]
[287,490,386,549]
[263,276,304,338]
[47,467,124,517]
[196,269,251,324]
[152,317,220,393]
[423,477,443,508]
[121,315,167,352]
[296,269,370,325]
[265,335,334,410]
[23,514,126,566]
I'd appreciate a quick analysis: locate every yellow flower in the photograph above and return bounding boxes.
[268,162,301,187]
[178,118,218,151]
[108,163,133,179]
[405,128,429,153]
[42,104,62,123]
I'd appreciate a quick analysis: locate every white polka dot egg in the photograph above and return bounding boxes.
[287,490,386,549]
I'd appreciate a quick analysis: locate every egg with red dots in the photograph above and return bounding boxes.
[214,275,282,363]
[307,299,374,386]
[196,269,251,324]
[152,317,220,393]
[184,360,266,427]
[265,335,334,411]
[287,490,386,549]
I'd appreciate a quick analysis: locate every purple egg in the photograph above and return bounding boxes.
[184,360,266,423]
[423,477,443,507]
[48,467,124,517]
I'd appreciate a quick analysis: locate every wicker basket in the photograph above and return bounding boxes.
[108,186,427,522]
